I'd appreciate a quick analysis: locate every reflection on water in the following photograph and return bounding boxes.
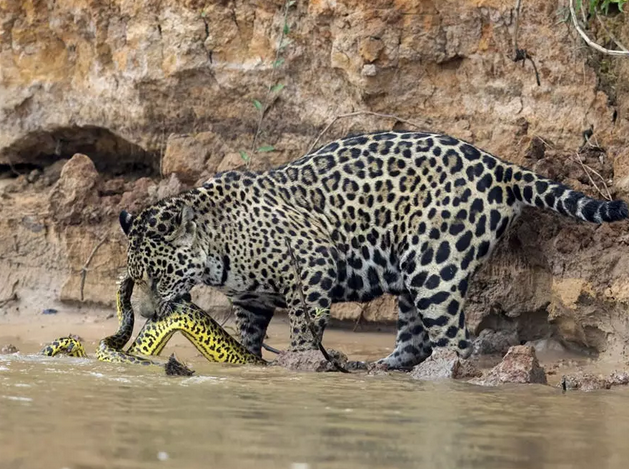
[1,354,629,469]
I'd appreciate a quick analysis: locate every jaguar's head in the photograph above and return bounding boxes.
[119,198,206,303]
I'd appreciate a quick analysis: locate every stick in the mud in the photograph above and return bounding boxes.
[0,280,18,308]
[79,237,107,301]
[284,238,350,373]
[511,0,541,86]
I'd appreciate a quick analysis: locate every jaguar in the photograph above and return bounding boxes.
[119,131,627,369]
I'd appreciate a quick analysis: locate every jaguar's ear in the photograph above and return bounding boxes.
[166,205,196,244]
[119,210,135,236]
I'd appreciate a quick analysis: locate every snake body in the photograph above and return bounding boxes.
[40,276,265,368]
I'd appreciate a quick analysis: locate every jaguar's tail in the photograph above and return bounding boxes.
[514,168,628,223]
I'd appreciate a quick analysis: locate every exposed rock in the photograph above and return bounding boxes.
[474,345,547,386]
[215,152,247,174]
[412,349,460,380]
[164,354,195,376]
[26,169,41,183]
[361,64,377,77]
[561,372,611,392]
[100,178,126,196]
[162,132,228,184]
[560,370,629,391]
[150,174,184,201]
[473,329,520,355]
[608,370,629,386]
[40,159,69,187]
[118,177,156,214]
[456,358,484,379]
[0,344,18,354]
[272,349,349,372]
[524,136,547,160]
[410,349,481,381]
[48,154,99,224]
[525,338,567,355]
[4,175,28,193]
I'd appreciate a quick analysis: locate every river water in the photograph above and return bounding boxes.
[2,351,629,469]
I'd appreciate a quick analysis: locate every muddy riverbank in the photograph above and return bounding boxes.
[3,305,628,391]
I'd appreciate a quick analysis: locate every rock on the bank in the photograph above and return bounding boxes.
[474,345,547,386]
[48,153,99,224]
[410,349,481,380]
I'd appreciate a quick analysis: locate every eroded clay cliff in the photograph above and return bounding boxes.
[1,0,629,359]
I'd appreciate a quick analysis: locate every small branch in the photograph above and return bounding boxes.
[159,126,167,179]
[0,293,17,308]
[79,237,107,302]
[569,0,629,56]
[514,50,541,86]
[0,280,19,308]
[6,157,22,177]
[352,305,366,333]
[572,151,613,201]
[513,0,523,56]
[512,0,541,86]
[307,111,428,155]
[284,238,349,373]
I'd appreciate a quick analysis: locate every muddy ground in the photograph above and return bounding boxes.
[2,303,627,391]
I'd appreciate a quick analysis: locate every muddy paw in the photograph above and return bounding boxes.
[410,348,481,381]
[272,349,349,372]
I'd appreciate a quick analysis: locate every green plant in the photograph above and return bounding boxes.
[313,308,330,320]
[239,0,297,166]
[576,0,626,15]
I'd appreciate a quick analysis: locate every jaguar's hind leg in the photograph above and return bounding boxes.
[404,270,473,358]
[377,292,432,369]
[233,303,274,357]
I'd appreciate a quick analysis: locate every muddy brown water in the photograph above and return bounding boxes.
[2,317,629,469]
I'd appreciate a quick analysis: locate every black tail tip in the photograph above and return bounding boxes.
[605,200,629,222]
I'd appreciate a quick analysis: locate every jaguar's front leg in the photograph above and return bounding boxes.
[287,298,327,352]
[288,268,334,352]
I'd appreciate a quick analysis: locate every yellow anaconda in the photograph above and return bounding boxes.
[40,275,265,369]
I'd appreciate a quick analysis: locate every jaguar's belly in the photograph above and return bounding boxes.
[332,256,405,304]
[232,292,288,310]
